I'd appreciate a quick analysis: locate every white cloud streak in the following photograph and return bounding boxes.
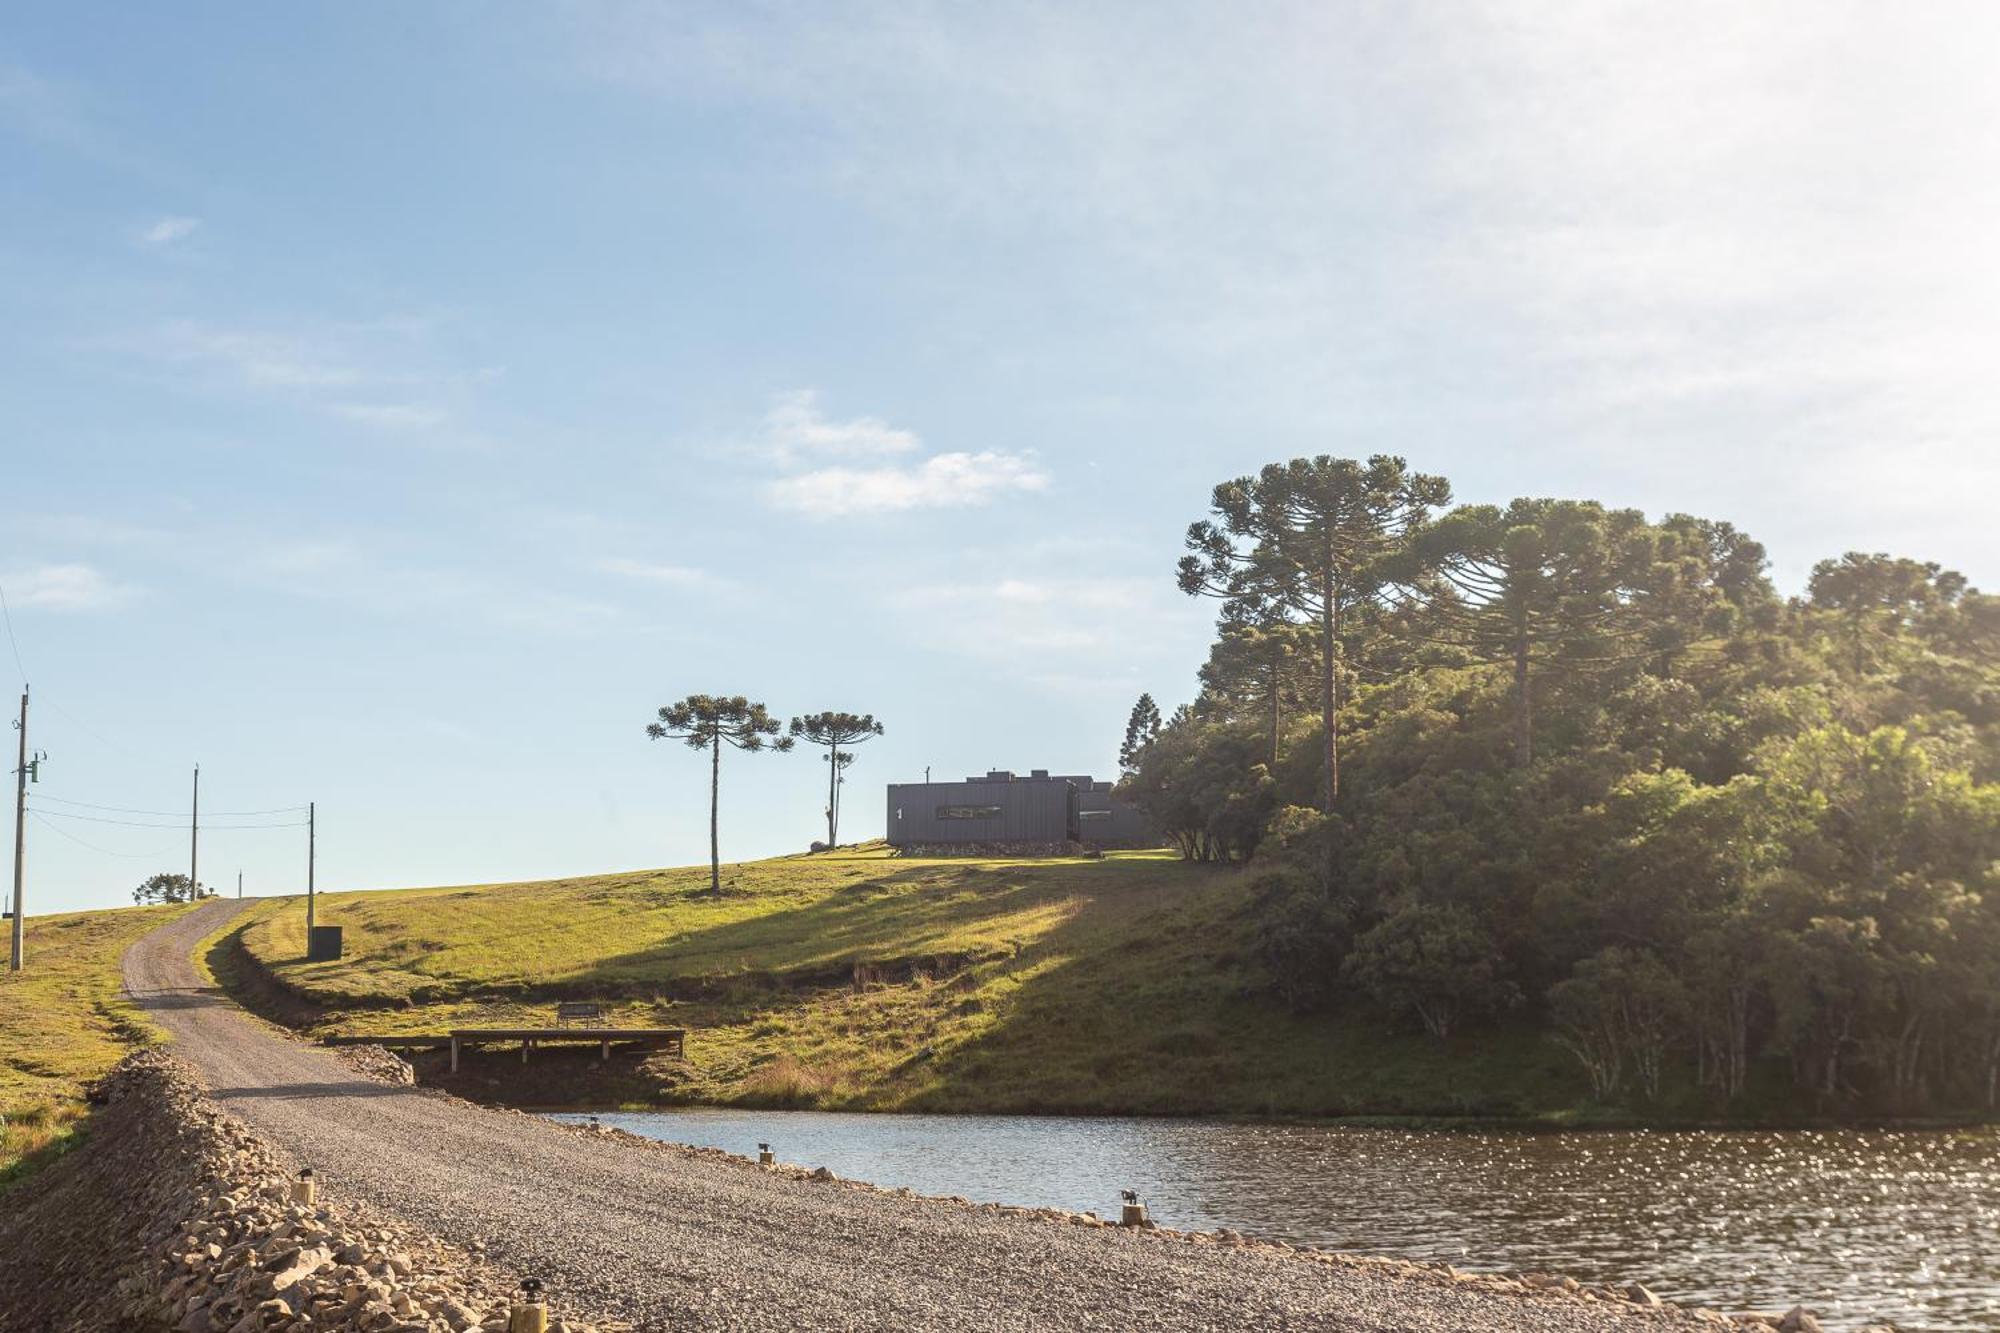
[768,449,1048,517]
[763,389,918,462]
[573,2,2000,579]
[2,563,132,611]
[596,557,712,586]
[118,318,473,438]
[138,215,200,246]
[755,390,1048,516]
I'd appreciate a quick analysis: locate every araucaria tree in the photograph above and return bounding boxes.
[1398,499,1650,767]
[648,695,793,893]
[1179,456,1449,811]
[133,872,209,905]
[789,711,884,847]
[1118,693,1163,773]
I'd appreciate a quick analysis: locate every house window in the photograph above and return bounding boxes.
[937,804,1003,819]
[1077,809,1111,821]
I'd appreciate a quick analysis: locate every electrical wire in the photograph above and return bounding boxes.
[0,579,25,688]
[27,810,175,860]
[35,689,179,778]
[28,806,308,830]
[32,793,309,818]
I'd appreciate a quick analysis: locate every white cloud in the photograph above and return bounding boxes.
[764,389,918,462]
[768,450,1048,517]
[2,563,132,611]
[751,390,1049,516]
[574,3,2000,581]
[147,320,364,389]
[138,215,200,246]
[117,318,471,437]
[596,557,711,586]
[891,573,1199,694]
[328,402,448,430]
[255,540,360,579]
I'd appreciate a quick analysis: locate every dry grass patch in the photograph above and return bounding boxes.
[0,902,198,1185]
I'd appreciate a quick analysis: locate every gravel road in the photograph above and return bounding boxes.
[125,899,1708,1332]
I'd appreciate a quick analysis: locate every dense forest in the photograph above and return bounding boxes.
[1122,456,2000,1117]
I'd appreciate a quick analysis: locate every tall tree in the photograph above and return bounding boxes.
[828,749,856,844]
[132,871,209,905]
[1807,552,1969,676]
[648,695,793,893]
[1397,499,1646,767]
[1198,598,1319,766]
[790,711,884,847]
[1179,455,1449,811]
[1118,693,1163,773]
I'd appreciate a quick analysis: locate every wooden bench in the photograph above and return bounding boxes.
[556,1001,607,1026]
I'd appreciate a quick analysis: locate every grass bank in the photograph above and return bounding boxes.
[0,901,199,1186]
[226,847,1593,1119]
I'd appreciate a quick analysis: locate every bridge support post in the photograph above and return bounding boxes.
[450,1035,460,1073]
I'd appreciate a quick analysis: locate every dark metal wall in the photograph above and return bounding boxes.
[1072,782,1160,849]
[885,778,1076,845]
[885,771,1162,849]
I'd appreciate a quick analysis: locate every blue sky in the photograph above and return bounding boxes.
[4,3,1996,912]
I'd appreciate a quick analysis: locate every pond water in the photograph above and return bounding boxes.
[549,1108,2000,1332]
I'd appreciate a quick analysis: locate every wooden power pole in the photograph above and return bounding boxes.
[306,801,315,932]
[9,687,26,972]
[189,764,200,898]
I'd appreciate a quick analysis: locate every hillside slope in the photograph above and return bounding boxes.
[224,847,1584,1118]
[0,901,199,1184]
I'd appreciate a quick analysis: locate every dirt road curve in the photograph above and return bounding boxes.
[125,900,1701,1332]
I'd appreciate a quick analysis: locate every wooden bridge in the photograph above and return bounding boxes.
[323,1027,686,1072]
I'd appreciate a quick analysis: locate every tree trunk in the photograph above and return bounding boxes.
[1321,571,1340,812]
[1268,662,1281,768]
[1513,637,1533,768]
[709,732,721,895]
[826,742,839,847]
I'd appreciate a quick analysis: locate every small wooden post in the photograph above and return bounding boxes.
[450,1035,460,1073]
[599,1039,609,1062]
[521,1038,530,1064]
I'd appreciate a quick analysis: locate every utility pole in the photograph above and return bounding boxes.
[306,801,315,932]
[189,764,200,898]
[237,869,242,900]
[9,687,26,972]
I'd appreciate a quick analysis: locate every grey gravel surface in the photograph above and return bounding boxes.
[126,899,1709,1332]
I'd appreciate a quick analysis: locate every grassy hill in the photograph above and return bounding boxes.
[225,846,1587,1119]
[0,901,199,1186]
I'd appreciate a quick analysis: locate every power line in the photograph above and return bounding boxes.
[0,580,24,688]
[35,689,176,778]
[28,806,308,830]
[27,810,173,860]
[32,792,308,818]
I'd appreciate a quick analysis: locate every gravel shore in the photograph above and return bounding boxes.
[125,900,1717,1332]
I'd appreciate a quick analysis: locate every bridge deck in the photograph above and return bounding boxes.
[321,1027,686,1070]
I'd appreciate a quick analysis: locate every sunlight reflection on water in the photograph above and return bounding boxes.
[551,1109,2000,1332]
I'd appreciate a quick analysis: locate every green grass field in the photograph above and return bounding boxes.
[0,901,198,1186]
[228,847,1587,1118]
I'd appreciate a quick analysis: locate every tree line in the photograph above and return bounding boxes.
[1123,455,2000,1115]
[645,696,883,892]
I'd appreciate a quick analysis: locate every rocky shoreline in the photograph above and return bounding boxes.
[0,1050,615,1333]
[351,1045,1877,1333]
[1,1035,1895,1332]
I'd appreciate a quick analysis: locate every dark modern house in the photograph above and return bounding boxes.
[885,769,1157,853]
